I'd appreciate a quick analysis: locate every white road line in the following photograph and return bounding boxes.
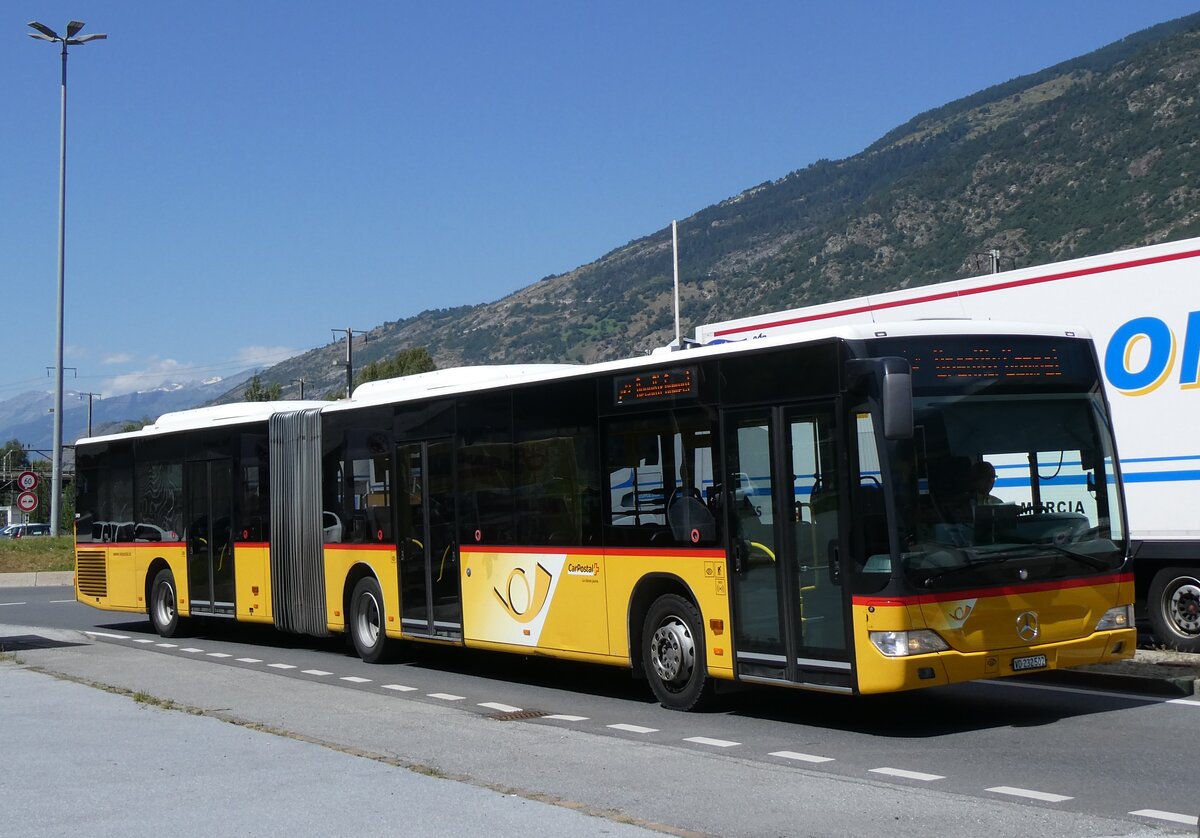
[770,751,835,764]
[302,669,332,676]
[684,736,739,748]
[155,643,178,648]
[608,723,658,734]
[269,663,297,670]
[543,714,588,722]
[0,602,27,607]
[1129,809,1199,827]
[180,648,204,653]
[206,652,232,659]
[84,631,129,640]
[870,767,945,782]
[341,676,371,684]
[986,786,1072,803]
[479,702,522,713]
[49,599,76,603]
[428,692,464,701]
[132,639,155,644]
[381,684,417,692]
[1167,698,1200,707]
[235,658,262,664]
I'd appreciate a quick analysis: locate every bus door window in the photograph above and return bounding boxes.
[348,431,392,544]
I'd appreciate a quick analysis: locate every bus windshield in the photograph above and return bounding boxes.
[868,392,1126,591]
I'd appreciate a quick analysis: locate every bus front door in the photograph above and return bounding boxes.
[725,405,852,692]
[396,441,462,639]
[185,458,235,617]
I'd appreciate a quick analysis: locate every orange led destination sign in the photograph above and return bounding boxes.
[614,367,698,405]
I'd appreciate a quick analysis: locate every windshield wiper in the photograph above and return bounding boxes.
[920,543,1111,587]
[920,555,1015,587]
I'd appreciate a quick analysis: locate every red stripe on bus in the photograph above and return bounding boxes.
[713,248,1200,337]
[852,572,1132,607]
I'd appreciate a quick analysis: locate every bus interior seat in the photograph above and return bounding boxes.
[668,494,716,544]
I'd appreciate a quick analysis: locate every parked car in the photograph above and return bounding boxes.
[0,523,52,539]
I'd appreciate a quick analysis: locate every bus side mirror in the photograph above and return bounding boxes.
[881,365,913,441]
[848,357,913,441]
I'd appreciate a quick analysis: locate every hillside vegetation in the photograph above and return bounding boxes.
[232,13,1200,400]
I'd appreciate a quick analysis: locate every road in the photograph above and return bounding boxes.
[2,585,1197,837]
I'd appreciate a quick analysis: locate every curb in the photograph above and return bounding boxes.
[1023,667,1199,698]
[0,571,74,589]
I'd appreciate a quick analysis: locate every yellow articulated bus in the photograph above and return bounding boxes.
[74,321,1135,710]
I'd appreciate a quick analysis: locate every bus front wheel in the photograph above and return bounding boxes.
[149,568,183,638]
[1148,567,1200,652]
[350,576,391,664]
[641,594,711,711]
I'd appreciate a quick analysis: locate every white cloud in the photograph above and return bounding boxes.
[100,358,187,396]
[101,352,134,365]
[236,345,302,369]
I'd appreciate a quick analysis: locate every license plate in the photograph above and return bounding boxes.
[1012,654,1048,672]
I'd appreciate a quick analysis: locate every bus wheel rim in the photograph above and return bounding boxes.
[154,581,175,626]
[651,618,694,686]
[356,592,381,646]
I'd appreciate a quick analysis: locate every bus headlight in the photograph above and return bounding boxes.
[869,629,950,657]
[1094,605,1133,632]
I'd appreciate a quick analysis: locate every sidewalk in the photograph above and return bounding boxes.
[0,571,73,588]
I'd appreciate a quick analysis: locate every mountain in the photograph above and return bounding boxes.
[204,12,1200,398]
[0,371,254,451]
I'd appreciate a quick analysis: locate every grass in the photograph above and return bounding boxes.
[0,536,76,574]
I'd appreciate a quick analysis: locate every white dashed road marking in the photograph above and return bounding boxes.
[268,663,297,670]
[340,676,371,683]
[302,669,332,676]
[0,602,27,607]
[870,768,944,782]
[770,751,835,764]
[684,736,739,748]
[428,692,465,701]
[479,702,522,713]
[206,652,232,658]
[180,648,204,653]
[235,657,262,664]
[84,631,129,640]
[155,643,178,648]
[986,786,1072,803]
[382,684,417,692]
[1167,698,1200,707]
[608,724,658,734]
[133,639,154,644]
[544,714,588,721]
[1129,809,1199,827]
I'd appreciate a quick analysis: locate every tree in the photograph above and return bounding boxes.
[2,439,30,476]
[354,347,437,388]
[244,373,282,402]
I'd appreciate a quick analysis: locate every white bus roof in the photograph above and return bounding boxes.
[78,319,1090,445]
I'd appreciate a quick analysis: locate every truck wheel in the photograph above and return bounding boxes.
[1147,567,1200,652]
[641,594,712,711]
[350,576,391,663]
[149,568,184,638]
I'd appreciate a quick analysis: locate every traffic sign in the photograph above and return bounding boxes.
[16,491,38,513]
[16,471,38,491]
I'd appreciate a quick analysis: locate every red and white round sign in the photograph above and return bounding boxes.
[17,491,38,513]
[17,471,38,491]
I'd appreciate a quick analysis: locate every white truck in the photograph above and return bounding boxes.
[697,236,1200,651]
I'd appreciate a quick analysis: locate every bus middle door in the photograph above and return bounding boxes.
[396,440,462,639]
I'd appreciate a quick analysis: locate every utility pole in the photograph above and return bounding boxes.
[291,378,308,399]
[331,327,368,398]
[79,391,101,437]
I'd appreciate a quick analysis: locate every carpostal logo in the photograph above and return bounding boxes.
[567,562,600,577]
[493,563,553,624]
[1104,312,1200,396]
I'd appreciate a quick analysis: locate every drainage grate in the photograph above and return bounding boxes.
[488,709,548,722]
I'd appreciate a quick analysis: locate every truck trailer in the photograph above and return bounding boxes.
[697,236,1200,651]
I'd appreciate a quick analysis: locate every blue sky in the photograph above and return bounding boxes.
[4,2,1198,399]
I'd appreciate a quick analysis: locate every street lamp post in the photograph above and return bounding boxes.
[28,20,107,537]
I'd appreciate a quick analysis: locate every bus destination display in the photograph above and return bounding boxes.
[913,345,1065,382]
[614,367,698,405]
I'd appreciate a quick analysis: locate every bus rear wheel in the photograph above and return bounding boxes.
[148,568,184,638]
[350,576,391,663]
[642,594,711,711]
[1148,567,1200,652]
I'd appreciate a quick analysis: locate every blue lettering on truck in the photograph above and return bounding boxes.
[1104,311,1200,395]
